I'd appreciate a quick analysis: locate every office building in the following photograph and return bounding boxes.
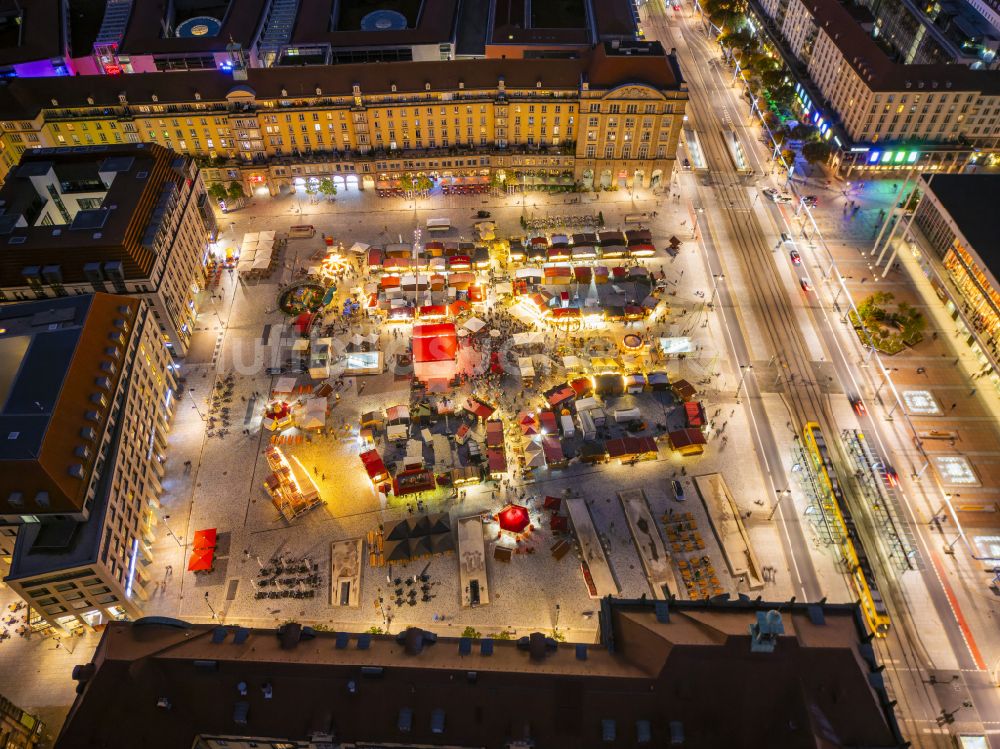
[750,0,1000,173]
[1,293,175,632]
[0,693,44,749]
[0,143,215,355]
[0,42,686,193]
[0,0,104,79]
[54,598,905,749]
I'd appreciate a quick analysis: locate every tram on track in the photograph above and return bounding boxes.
[802,421,891,636]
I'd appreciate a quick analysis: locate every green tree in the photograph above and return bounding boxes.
[461,626,482,639]
[318,177,337,199]
[720,30,753,51]
[801,140,832,164]
[226,181,245,205]
[761,69,786,89]
[769,84,797,109]
[749,53,780,74]
[207,183,228,202]
[415,174,433,193]
[789,123,818,141]
[494,629,514,640]
[779,148,796,167]
[400,173,415,193]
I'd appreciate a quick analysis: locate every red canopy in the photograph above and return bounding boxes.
[360,449,388,481]
[542,435,564,463]
[413,324,458,363]
[487,448,507,475]
[606,437,659,458]
[418,305,448,318]
[543,495,562,511]
[569,377,593,396]
[187,547,214,572]
[550,514,568,532]
[684,402,704,427]
[293,312,314,334]
[193,528,217,550]
[413,322,457,338]
[465,398,496,419]
[498,503,530,534]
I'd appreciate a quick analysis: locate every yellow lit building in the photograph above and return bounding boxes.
[0,41,687,192]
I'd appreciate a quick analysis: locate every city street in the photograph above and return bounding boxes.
[643,0,1000,744]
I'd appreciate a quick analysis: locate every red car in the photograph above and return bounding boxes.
[849,395,866,416]
[790,249,801,265]
[799,277,813,292]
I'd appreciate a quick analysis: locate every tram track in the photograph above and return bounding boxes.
[644,6,954,743]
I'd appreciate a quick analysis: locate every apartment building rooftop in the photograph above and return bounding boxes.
[0,143,186,285]
[921,173,1000,264]
[55,598,905,749]
[0,294,138,517]
[288,0,460,49]
[801,0,1000,92]
[0,41,682,120]
[0,0,66,68]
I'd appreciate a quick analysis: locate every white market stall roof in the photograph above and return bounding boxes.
[252,257,271,270]
[463,317,487,333]
[300,397,327,429]
[512,331,545,347]
[292,338,310,351]
[259,230,276,241]
[243,232,260,243]
[562,355,584,369]
[349,241,370,254]
[273,376,297,394]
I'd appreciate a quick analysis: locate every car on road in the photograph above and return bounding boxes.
[799,277,813,292]
[763,188,795,204]
[265,367,283,375]
[781,232,791,243]
[789,249,801,265]
[801,195,818,207]
[882,464,900,487]
[849,394,867,416]
[671,480,686,501]
[682,158,691,169]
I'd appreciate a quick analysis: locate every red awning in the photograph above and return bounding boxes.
[465,398,496,419]
[380,276,401,289]
[574,267,592,282]
[543,495,562,510]
[668,429,707,449]
[606,437,659,458]
[360,449,388,480]
[551,307,580,319]
[550,514,568,532]
[569,377,592,396]
[498,503,530,533]
[413,322,457,338]
[418,305,448,318]
[448,255,471,268]
[546,385,575,406]
[542,435,564,462]
[448,300,471,316]
[414,337,457,363]
[684,402,704,427]
[488,448,508,474]
[539,411,558,433]
[193,528,217,550]
[187,547,214,572]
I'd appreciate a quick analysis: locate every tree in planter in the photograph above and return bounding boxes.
[749,53,780,74]
[226,181,246,207]
[318,177,337,200]
[461,626,482,639]
[801,140,832,164]
[399,173,415,195]
[414,174,433,194]
[304,182,318,202]
[207,183,228,203]
[761,69,786,90]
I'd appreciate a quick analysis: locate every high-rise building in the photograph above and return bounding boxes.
[0,293,175,632]
[54,598,905,749]
[0,42,687,193]
[0,143,215,355]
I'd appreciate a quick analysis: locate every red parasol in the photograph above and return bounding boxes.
[498,504,531,534]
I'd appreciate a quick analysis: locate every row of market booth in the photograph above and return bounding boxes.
[367,244,492,270]
[263,445,324,522]
[508,230,656,264]
[235,231,279,276]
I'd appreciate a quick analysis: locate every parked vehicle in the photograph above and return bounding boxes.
[790,249,801,265]
[799,277,813,292]
[850,394,867,416]
[671,479,686,501]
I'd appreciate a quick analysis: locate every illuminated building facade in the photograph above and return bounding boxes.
[0,294,175,632]
[0,42,687,193]
[749,0,1000,173]
[0,143,215,355]
[906,173,1000,389]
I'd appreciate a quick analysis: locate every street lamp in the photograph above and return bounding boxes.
[736,363,753,403]
[768,488,791,520]
[203,591,220,621]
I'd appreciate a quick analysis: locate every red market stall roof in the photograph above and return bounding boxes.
[448,300,471,316]
[672,379,697,401]
[606,437,659,459]
[487,448,508,475]
[465,397,496,419]
[611,267,629,279]
[380,276,401,289]
[545,384,576,407]
[543,495,562,511]
[187,547,214,573]
[394,469,436,496]
[498,503,530,534]
[570,377,593,396]
[418,305,448,319]
[539,411,558,434]
[486,419,505,447]
[193,528,217,550]
[448,255,471,269]
[551,307,580,320]
[685,402,705,428]
[668,428,707,450]
[412,323,458,364]
[366,248,384,267]
[360,449,389,482]
[542,434,564,463]
[574,267,593,282]
[550,514,568,532]
[293,312,314,334]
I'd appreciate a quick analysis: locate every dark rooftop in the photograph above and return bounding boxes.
[922,172,1000,266]
[0,0,64,67]
[290,0,458,47]
[0,143,183,285]
[117,0,270,54]
[54,598,905,749]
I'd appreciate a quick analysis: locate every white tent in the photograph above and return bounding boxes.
[273,376,296,394]
[255,247,273,261]
[387,423,408,441]
[366,332,380,346]
[516,268,543,279]
[236,259,254,273]
[349,241,370,254]
[494,282,513,296]
[562,355,584,369]
[518,356,535,380]
[240,247,256,260]
[464,317,487,333]
[512,331,545,347]
[243,232,260,244]
[257,239,275,251]
[259,230,275,241]
[252,257,271,270]
[429,257,447,271]
[300,398,327,429]
[292,338,310,352]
